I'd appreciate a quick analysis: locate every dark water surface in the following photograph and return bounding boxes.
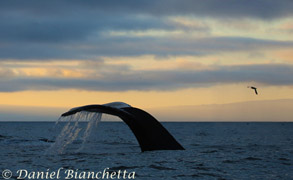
[0,122,292,180]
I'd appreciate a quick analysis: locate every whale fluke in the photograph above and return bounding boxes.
[61,102,184,152]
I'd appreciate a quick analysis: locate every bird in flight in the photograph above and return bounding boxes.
[247,86,258,95]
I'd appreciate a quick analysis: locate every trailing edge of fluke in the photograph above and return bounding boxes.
[61,102,185,152]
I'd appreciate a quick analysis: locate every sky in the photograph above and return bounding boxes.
[0,0,293,121]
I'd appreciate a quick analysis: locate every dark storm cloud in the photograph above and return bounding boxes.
[0,0,293,60]
[0,11,168,43]
[1,64,293,92]
[1,0,293,19]
[1,36,293,60]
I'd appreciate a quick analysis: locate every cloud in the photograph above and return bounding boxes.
[1,63,293,92]
[0,1,292,93]
[0,2,172,44]
[0,1,293,60]
[0,68,15,78]
[1,36,293,60]
[1,1,293,19]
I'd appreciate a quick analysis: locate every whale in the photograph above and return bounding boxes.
[61,102,185,152]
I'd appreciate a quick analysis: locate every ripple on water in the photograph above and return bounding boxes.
[222,159,241,164]
[244,157,262,161]
[149,164,176,170]
[278,157,290,161]
[110,165,142,170]
[200,150,218,154]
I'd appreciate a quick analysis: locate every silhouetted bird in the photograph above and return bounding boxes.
[248,86,258,95]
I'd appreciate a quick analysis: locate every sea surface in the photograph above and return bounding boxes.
[0,122,292,180]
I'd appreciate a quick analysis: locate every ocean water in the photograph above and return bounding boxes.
[0,122,292,180]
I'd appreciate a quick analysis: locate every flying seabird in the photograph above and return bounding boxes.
[248,86,258,95]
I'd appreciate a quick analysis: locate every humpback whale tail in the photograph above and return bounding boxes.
[59,102,184,152]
